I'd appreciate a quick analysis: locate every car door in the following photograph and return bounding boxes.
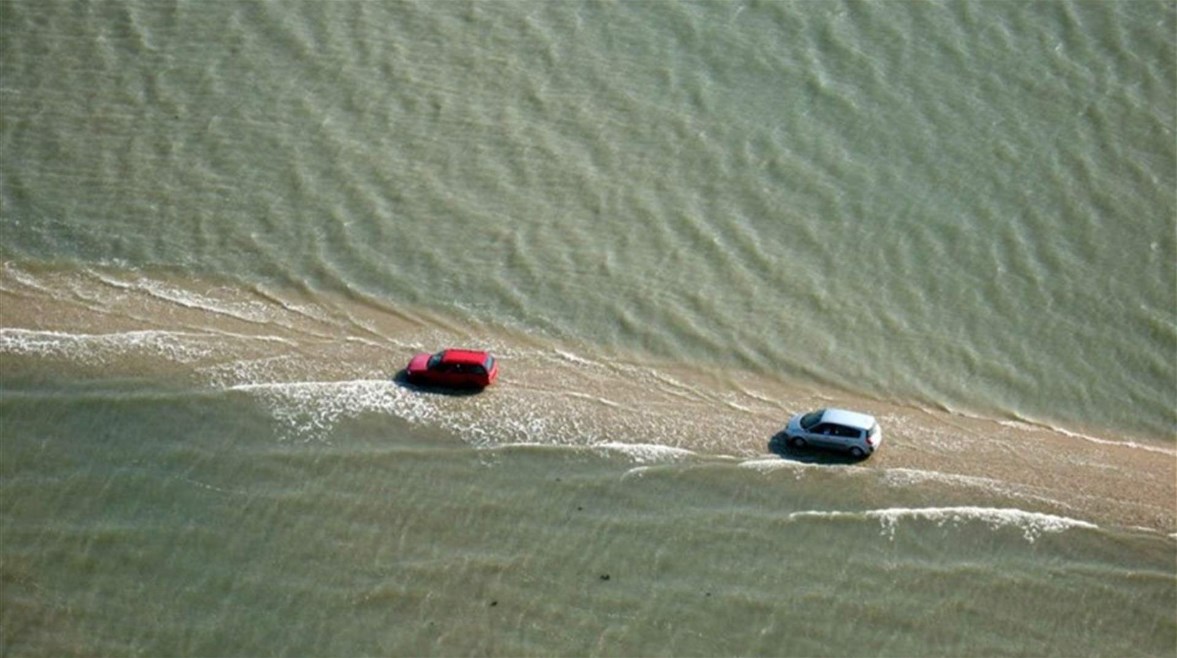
[806,423,837,448]
[468,365,488,387]
[433,361,458,386]
[843,426,866,450]
[830,424,858,450]
[456,363,479,387]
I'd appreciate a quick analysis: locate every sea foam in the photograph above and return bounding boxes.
[229,379,439,442]
[0,328,215,363]
[788,506,1098,542]
[593,441,696,464]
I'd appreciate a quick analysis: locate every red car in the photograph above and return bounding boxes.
[405,349,499,389]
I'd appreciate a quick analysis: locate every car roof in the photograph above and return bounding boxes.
[821,408,878,430]
[439,349,491,365]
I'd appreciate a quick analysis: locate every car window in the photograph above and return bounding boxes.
[428,353,444,369]
[800,411,825,430]
[833,425,861,439]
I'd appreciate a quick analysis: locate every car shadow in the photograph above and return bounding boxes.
[768,430,867,465]
[391,369,488,397]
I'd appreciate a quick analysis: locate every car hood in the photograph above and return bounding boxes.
[785,413,804,433]
[407,352,431,373]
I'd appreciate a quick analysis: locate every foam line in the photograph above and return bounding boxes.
[553,349,599,366]
[92,273,279,325]
[564,391,623,408]
[0,262,52,294]
[1045,425,1176,456]
[881,467,1007,490]
[202,329,297,345]
[227,379,441,442]
[994,418,1177,456]
[738,457,832,474]
[788,506,1097,541]
[0,328,216,362]
[593,442,696,463]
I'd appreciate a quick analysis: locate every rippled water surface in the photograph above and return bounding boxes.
[2,1,1174,655]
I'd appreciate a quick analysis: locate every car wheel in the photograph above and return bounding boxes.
[789,437,807,449]
[848,446,865,458]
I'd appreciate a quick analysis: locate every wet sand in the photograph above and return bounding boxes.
[3,266,1174,534]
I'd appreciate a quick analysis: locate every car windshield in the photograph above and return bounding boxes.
[799,410,825,430]
[483,355,495,371]
[427,352,444,369]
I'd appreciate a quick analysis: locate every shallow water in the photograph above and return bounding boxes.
[1,1,1175,655]
[2,367,1174,657]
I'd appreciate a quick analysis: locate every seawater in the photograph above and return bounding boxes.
[1,1,1174,656]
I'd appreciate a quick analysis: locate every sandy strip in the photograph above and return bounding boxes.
[3,265,1174,533]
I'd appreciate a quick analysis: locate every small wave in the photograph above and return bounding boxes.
[483,441,565,452]
[1043,425,1176,456]
[622,465,656,478]
[592,442,696,464]
[994,418,1177,456]
[620,455,740,479]
[721,398,754,413]
[252,284,338,326]
[0,328,298,370]
[0,328,216,363]
[553,349,599,366]
[92,272,280,326]
[738,388,777,405]
[738,457,838,475]
[878,468,1075,510]
[739,457,799,473]
[1,262,52,294]
[228,379,440,442]
[564,391,623,408]
[788,506,1097,542]
[881,467,1012,492]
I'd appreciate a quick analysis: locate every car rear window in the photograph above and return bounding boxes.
[483,355,495,371]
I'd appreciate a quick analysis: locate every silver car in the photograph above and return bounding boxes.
[783,408,882,458]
